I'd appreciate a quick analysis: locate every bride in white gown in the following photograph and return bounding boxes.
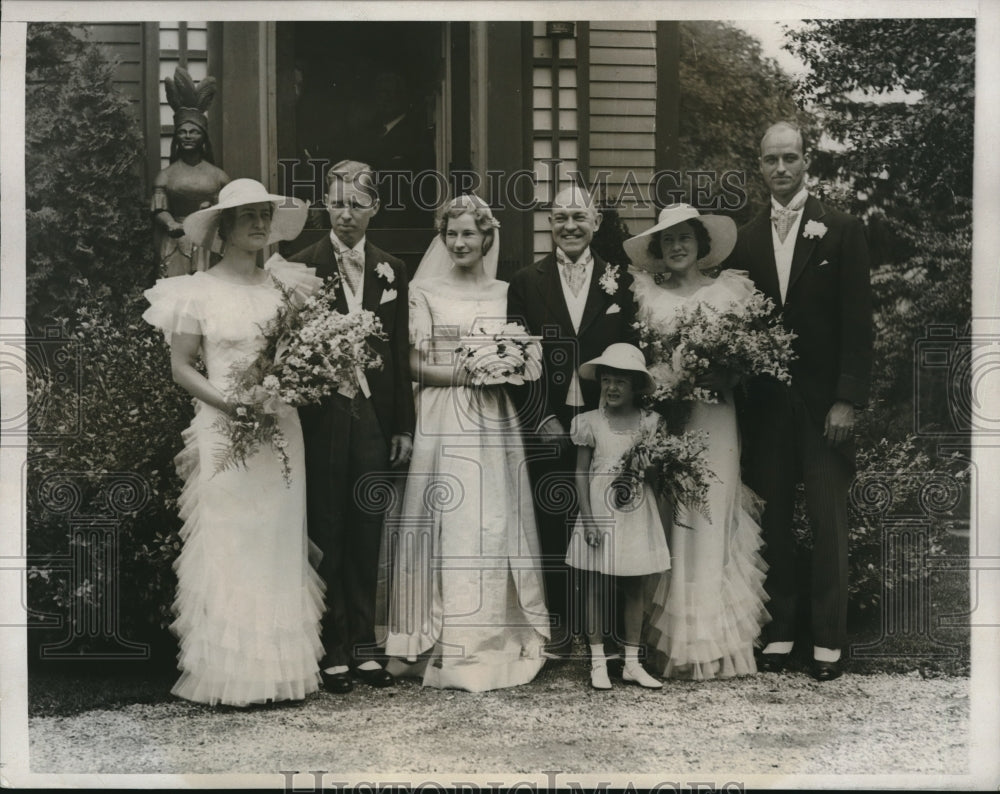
[624,204,770,680]
[384,194,550,691]
[143,179,324,706]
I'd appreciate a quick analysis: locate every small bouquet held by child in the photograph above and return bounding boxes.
[453,320,543,386]
[635,290,796,428]
[214,268,385,483]
[613,422,716,526]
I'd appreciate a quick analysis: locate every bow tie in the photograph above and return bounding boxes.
[336,247,364,293]
[770,195,808,243]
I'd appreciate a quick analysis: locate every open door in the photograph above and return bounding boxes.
[276,22,452,272]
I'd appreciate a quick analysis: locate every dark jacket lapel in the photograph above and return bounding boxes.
[748,210,782,307]
[578,253,613,336]
[308,235,349,313]
[787,195,826,296]
[537,254,576,336]
[361,241,384,313]
[310,235,339,280]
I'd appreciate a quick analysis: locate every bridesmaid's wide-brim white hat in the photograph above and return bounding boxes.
[183,178,308,248]
[579,343,655,394]
[623,203,737,273]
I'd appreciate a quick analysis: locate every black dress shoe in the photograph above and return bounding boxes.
[353,666,395,688]
[320,670,353,694]
[757,652,790,673]
[811,658,843,682]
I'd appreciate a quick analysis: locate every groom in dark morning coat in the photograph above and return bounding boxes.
[507,185,640,655]
[725,122,873,681]
[290,159,415,694]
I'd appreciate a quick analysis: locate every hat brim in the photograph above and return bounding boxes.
[579,358,655,395]
[184,194,308,249]
[624,213,737,272]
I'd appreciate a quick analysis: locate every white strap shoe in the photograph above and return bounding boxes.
[623,663,663,689]
[590,663,612,690]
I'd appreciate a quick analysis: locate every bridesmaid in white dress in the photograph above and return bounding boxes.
[143,179,324,706]
[384,194,550,691]
[624,204,770,680]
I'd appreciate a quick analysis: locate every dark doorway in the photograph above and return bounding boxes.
[277,22,448,269]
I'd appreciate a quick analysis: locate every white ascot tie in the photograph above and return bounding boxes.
[556,248,592,296]
[331,244,371,399]
[770,193,808,243]
[337,247,365,295]
[555,248,592,408]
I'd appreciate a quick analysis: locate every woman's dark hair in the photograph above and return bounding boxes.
[216,207,237,242]
[216,203,275,243]
[168,130,216,164]
[646,218,711,261]
[594,364,646,393]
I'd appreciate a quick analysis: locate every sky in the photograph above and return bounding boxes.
[733,19,810,77]
[734,18,923,108]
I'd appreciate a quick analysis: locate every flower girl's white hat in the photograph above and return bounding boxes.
[184,178,308,248]
[579,343,655,394]
[623,203,737,272]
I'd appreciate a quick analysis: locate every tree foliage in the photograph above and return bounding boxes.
[676,21,807,223]
[786,19,974,216]
[26,24,181,659]
[25,23,154,331]
[784,19,973,622]
[786,18,974,448]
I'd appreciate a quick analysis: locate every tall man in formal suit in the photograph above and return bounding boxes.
[290,159,415,694]
[726,122,873,681]
[507,185,640,656]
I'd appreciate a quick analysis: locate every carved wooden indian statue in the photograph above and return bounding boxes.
[151,67,230,277]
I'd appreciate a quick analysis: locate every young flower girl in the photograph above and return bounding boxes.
[565,343,672,690]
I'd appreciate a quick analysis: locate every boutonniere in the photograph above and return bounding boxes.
[375,262,395,284]
[599,265,620,296]
[802,220,828,239]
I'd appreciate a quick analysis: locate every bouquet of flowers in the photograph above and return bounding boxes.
[213,274,386,483]
[613,423,716,525]
[453,320,543,386]
[635,291,796,428]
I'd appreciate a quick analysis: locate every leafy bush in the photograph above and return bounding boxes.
[25,23,178,658]
[28,289,191,657]
[590,201,632,268]
[791,435,967,623]
[676,21,805,223]
[26,22,154,331]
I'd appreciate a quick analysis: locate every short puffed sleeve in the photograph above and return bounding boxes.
[265,253,322,305]
[628,267,657,315]
[570,411,597,448]
[142,275,205,344]
[716,268,757,305]
[408,283,433,347]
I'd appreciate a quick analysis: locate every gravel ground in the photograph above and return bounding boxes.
[28,663,969,779]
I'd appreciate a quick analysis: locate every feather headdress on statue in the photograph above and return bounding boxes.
[164,66,216,135]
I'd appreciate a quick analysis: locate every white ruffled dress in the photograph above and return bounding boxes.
[142,256,325,706]
[633,268,771,680]
[564,408,672,576]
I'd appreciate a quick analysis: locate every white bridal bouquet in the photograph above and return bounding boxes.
[214,274,385,483]
[453,320,543,386]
